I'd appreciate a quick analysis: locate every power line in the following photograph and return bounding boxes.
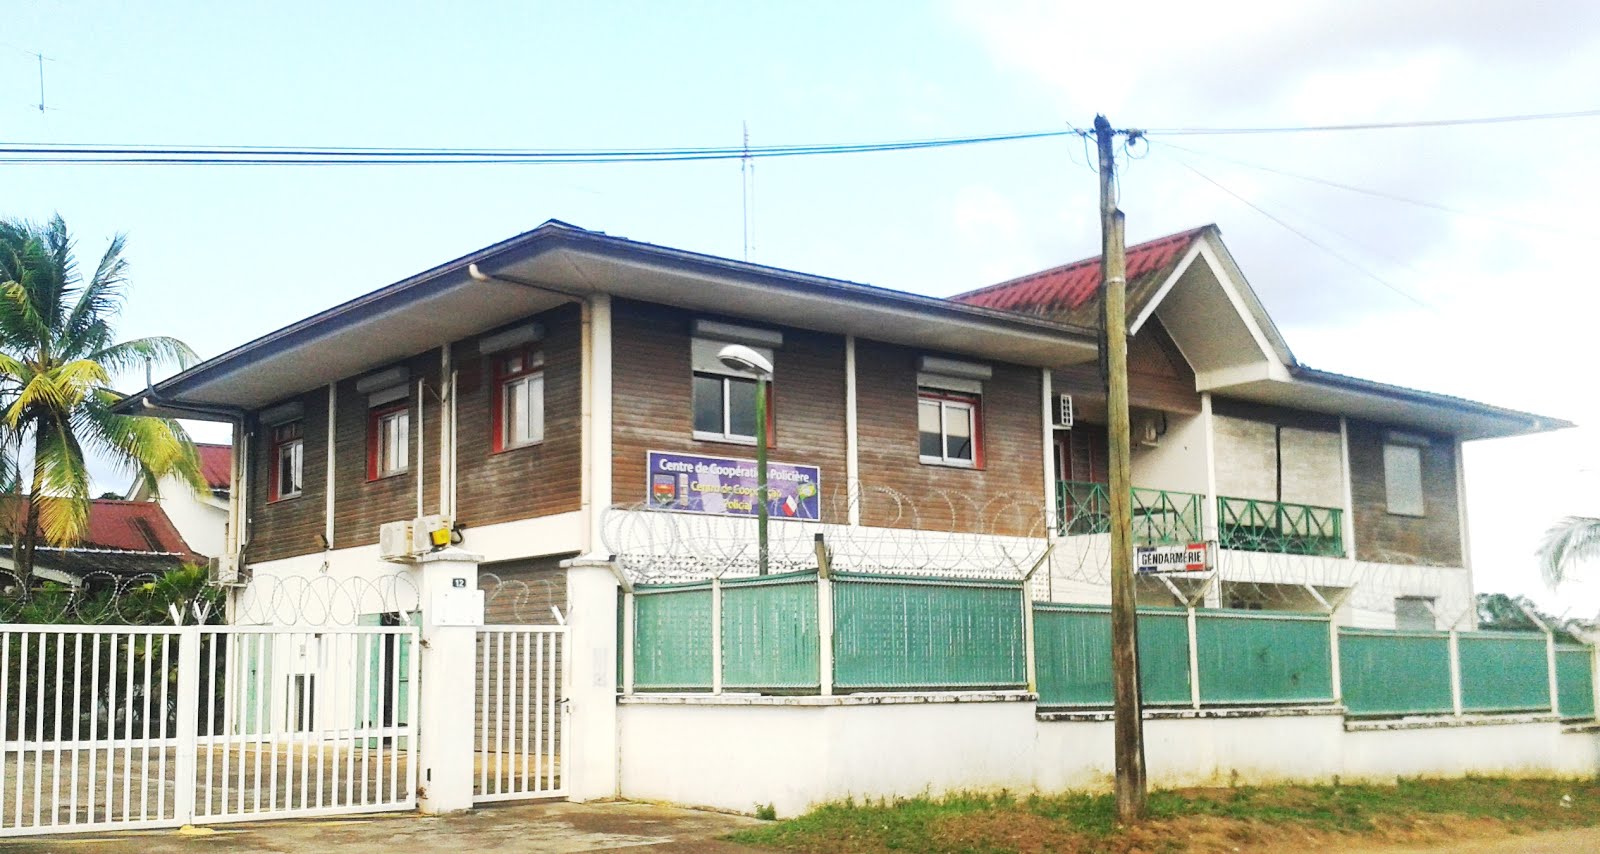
[0,128,1087,166]
[1143,108,1600,136]
[1158,140,1597,238]
[1175,159,1434,310]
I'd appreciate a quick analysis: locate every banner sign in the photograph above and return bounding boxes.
[646,450,821,520]
[1135,542,1212,574]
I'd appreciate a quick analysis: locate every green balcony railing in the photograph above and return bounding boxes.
[1216,495,1344,557]
[1056,481,1203,546]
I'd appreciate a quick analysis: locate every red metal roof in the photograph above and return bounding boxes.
[82,500,197,557]
[196,443,231,491]
[952,226,1211,325]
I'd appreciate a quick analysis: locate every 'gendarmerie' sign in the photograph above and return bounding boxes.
[1135,543,1211,574]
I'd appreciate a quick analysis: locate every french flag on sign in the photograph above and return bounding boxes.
[781,495,799,517]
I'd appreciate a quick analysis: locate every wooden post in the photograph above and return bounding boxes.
[1096,113,1147,824]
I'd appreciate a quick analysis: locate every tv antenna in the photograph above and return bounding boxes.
[741,121,755,261]
[29,51,57,113]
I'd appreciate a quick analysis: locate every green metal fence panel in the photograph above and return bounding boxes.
[1457,631,1550,714]
[832,574,1025,691]
[721,572,820,691]
[1556,646,1595,720]
[1032,604,1192,707]
[1195,610,1333,704]
[633,583,713,691]
[1338,628,1453,717]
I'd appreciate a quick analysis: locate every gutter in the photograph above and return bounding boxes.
[1287,365,1574,433]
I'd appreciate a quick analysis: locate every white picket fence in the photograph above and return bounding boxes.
[473,626,566,803]
[0,624,419,836]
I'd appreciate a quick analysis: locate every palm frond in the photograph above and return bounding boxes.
[91,336,198,374]
[78,389,207,498]
[30,416,90,546]
[1535,516,1600,588]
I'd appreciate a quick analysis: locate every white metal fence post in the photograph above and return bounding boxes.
[1328,617,1343,707]
[1187,607,1201,710]
[1022,587,1037,695]
[622,592,636,696]
[711,575,723,696]
[1546,629,1560,715]
[1448,629,1464,717]
[818,573,834,697]
[172,627,202,826]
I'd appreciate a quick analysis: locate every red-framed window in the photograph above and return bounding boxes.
[268,420,304,501]
[367,401,410,481]
[492,347,545,452]
[917,388,982,468]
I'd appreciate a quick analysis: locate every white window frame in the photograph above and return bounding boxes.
[918,390,980,468]
[496,348,546,451]
[374,405,410,479]
[271,421,303,501]
[690,336,774,445]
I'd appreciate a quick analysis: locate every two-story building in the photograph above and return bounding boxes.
[118,220,1566,630]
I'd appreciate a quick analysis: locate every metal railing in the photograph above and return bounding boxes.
[1215,495,1344,557]
[1056,481,1203,545]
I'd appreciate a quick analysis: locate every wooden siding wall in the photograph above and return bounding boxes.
[609,299,850,520]
[331,351,442,550]
[1347,419,1462,567]
[854,339,1045,536]
[247,389,328,563]
[454,304,584,528]
[1053,319,1200,415]
[482,554,572,624]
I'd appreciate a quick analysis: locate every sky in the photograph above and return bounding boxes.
[2,0,1597,613]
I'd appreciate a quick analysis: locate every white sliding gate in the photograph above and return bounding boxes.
[473,625,566,802]
[0,623,418,837]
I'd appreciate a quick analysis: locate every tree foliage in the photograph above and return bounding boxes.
[0,214,205,581]
[1536,515,1600,589]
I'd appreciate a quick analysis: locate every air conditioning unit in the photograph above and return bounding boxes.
[207,555,242,586]
[1054,393,1074,428]
[1137,418,1161,447]
[412,514,453,553]
[380,516,455,562]
[379,519,416,561]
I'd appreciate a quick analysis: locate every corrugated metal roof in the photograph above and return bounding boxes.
[196,443,231,491]
[952,225,1211,327]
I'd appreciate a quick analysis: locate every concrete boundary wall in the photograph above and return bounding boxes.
[617,696,1600,818]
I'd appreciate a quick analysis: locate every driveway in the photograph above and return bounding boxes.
[0,801,766,853]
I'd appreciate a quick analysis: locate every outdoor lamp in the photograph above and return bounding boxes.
[717,343,773,575]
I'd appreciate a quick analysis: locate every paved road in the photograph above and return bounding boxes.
[0,800,766,853]
[1329,827,1600,853]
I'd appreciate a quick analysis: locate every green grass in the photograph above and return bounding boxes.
[730,777,1600,853]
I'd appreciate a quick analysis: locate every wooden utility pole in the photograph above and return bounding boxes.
[1095,113,1148,823]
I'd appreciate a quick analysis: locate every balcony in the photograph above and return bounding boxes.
[1056,481,1202,546]
[1216,496,1344,557]
[1056,482,1346,558]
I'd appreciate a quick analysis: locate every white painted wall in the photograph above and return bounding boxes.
[150,473,228,557]
[617,699,1600,818]
[1129,412,1208,496]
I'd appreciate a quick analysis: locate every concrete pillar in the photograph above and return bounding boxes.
[563,556,622,801]
[411,547,484,814]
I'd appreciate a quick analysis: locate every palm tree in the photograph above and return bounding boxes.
[1535,516,1600,588]
[0,214,205,580]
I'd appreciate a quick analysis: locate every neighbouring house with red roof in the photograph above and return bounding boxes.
[123,441,231,559]
[2,498,204,587]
